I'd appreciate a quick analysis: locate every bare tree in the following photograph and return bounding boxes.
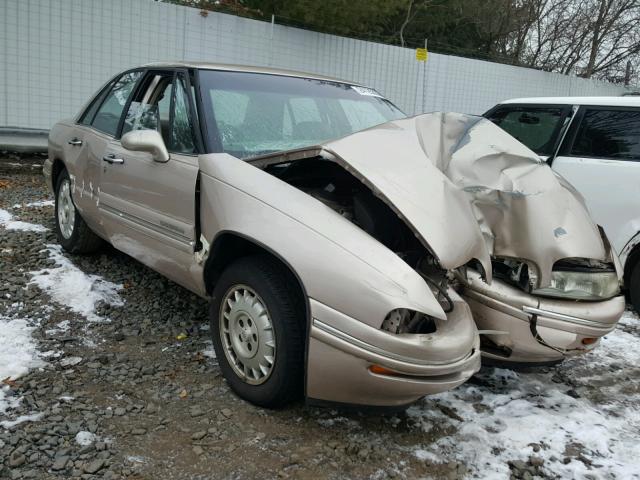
[507,0,639,83]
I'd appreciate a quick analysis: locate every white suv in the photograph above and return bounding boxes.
[485,97,640,312]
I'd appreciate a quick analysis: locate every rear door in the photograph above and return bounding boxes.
[552,106,640,255]
[98,69,202,292]
[67,71,143,228]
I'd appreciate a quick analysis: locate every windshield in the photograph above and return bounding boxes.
[198,69,405,159]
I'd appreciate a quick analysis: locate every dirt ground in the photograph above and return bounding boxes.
[1,163,639,480]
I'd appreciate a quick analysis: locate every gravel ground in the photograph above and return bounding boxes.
[1,165,639,480]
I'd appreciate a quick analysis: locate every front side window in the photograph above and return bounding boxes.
[486,106,566,156]
[199,70,405,159]
[91,71,142,136]
[122,72,196,154]
[571,108,640,161]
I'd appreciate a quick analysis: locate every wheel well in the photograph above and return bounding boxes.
[624,243,640,288]
[51,158,66,191]
[203,233,308,313]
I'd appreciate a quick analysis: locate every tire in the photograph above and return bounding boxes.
[210,255,305,408]
[630,261,640,314]
[54,169,103,254]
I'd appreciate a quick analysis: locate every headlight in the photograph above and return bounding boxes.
[532,270,620,301]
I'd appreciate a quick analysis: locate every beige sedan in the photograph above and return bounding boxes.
[44,62,622,409]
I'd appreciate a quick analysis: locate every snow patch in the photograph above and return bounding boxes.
[408,311,640,479]
[75,430,97,446]
[25,200,54,208]
[202,341,216,359]
[0,316,45,415]
[0,208,47,232]
[29,244,123,322]
[0,412,44,429]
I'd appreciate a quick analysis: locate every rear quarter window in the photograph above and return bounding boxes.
[571,108,640,161]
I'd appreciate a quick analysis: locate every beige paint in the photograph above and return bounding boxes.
[45,65,625,405]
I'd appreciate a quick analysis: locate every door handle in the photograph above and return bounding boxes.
[68,138,82,146]
[102,154,125,165]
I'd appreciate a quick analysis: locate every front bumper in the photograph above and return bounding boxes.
[460,270,625,365]
[305,291,481,407]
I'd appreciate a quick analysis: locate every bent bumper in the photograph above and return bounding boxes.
[460,270,625,365]
[305,293,481,407]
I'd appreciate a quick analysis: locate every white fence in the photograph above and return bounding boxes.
[1,0,629,131]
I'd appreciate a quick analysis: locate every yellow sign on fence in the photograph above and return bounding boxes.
[416,48,428,62]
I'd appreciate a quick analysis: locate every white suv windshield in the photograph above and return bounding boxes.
[198,70,405,159]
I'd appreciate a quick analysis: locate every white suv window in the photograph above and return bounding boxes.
[486,106,566,156]
[571,109,640,161]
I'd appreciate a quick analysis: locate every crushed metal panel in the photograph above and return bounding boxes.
[249,112,610,289]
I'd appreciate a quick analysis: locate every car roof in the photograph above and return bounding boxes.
[499,96,640,107]
[142,61,363,86]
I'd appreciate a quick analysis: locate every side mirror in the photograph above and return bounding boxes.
[121,130,170,163]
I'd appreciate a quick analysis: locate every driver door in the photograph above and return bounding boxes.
[98,70,202,293]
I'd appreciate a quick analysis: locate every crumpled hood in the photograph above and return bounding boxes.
[321,112,611,287]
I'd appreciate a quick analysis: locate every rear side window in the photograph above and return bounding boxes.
[79,80,114,125]
[91,71,142,136]
[486,106,566,156]
[571,109,640,161]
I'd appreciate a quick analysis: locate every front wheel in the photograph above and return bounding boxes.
[210,255,305,408]
[54,169,103,253]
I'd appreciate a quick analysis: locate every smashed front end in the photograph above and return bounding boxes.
[235,110,623,405]
[411,112,626,365]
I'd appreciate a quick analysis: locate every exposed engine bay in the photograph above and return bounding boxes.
[264,157,452,332]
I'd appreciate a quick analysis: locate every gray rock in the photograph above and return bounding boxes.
[529,456,544,467]
[51,456,69,471]
[189,406,204,417]
[83,459,105,474]
[60,357,82,367]
[192,446,204,456]
[8,452,26,467]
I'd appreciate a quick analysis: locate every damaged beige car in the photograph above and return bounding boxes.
[44,63,621,410]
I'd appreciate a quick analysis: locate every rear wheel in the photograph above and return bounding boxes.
[630,261,640,314]
[54,169,103,253]
[210,255,305,408]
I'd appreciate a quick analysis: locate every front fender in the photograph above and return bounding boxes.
[198,153,445,327]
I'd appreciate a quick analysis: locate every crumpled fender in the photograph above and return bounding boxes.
[198,153,447,325]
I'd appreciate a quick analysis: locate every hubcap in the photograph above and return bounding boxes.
[57,179,75,239]
[219,285,276,385]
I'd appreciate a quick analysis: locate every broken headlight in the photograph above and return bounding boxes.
[492,257,620,301]
[532,270,620,301]
[381,309,437,334]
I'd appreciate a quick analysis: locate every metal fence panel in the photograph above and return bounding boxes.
[1,0,629,131]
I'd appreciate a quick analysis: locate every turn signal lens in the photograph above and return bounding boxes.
[581,337,599,345]
[369,365,399,376]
